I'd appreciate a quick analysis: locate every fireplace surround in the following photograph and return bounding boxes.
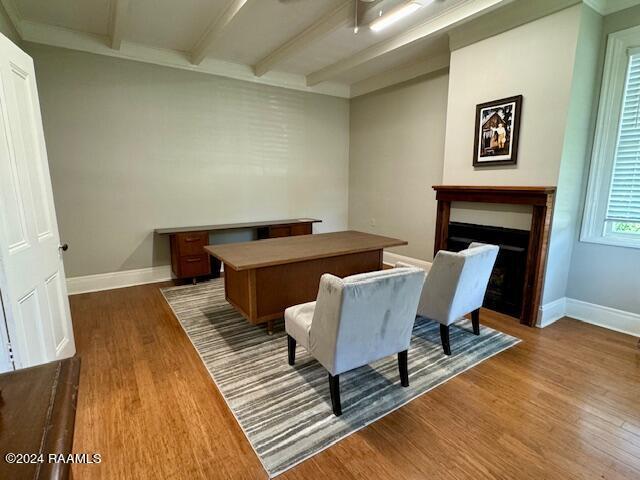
[432,186,556,327]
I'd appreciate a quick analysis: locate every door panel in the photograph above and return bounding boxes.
[17,288,48,366]
[45,272,69,354]
[0,92,28,250]
[0,33,75,369]
[10,64,53,240]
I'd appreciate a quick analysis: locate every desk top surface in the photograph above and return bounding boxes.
[155,218,321,235]
[204,230,407,271]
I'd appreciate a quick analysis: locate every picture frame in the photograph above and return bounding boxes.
[473,95,522,167]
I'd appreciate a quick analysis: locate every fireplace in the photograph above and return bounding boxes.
[432,186,556,326]
[447,222,529,318]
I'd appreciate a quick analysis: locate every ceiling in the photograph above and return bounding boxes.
[2,0,638,97]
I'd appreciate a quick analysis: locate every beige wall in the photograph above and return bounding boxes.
[348,72,449,261]
[29,44,350,277]
[442,5,581,187]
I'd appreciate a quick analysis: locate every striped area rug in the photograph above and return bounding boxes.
[161,279,520,478]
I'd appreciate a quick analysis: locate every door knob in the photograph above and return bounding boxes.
[59,243,69,252]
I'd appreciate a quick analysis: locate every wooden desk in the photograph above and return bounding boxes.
[155,218,321,281]
[0,358,81,480]
[205,231,407,332]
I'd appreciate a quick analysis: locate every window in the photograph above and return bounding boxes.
[582,26,640,249]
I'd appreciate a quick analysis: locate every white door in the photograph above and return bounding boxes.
[0,33,75,369]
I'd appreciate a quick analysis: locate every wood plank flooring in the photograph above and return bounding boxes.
[69,282,640,479]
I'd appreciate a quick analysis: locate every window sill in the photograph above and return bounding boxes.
[579,234,640,250]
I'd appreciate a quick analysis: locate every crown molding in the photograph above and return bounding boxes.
[583,0,640,15]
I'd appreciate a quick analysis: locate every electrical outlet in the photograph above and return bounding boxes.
[369,218,376,227]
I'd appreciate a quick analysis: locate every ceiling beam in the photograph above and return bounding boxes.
[190,0,251,66]
[253,0,353,78]
[109,0,130,50]
[306,0,510,86]
[0,0,23,39]
[20,20,350,98]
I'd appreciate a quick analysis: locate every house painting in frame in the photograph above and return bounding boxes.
[473,95,523,167]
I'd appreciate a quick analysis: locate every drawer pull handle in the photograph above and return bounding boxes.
[186,258,202,263]
[185,237,202,242]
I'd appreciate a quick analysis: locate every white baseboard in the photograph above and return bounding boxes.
[66,265,174,295]
[538,296,639,337]
[66,261,639,338]
[383,251,432,268]
[565,298,640,337]
[537,297,567,328]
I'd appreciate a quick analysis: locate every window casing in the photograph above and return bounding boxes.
[582,25,640,249]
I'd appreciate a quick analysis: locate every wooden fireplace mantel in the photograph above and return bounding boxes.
[432,185,557,327]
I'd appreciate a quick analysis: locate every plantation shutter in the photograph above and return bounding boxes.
[607,51,640,223]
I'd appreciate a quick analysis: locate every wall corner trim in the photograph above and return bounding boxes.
[537,297,567,327]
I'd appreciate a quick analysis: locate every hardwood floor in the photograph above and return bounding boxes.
[69,282,640,479]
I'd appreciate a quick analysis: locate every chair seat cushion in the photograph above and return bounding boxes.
[284,301,316,349]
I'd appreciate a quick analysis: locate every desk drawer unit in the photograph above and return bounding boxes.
[177,232,208,255]
[157,219,322,281]
[170,232,211,278]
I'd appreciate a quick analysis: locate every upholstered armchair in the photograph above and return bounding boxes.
[397,243,499,355]
[284,267,426,416]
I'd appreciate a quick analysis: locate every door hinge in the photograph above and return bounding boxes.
[6,341,14,362]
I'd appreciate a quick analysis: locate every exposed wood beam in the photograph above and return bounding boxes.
[253,0,353,78]
[306,0,510,87]
[191,0,251,66]
[20,20,350,98]
[0,0,23,39]
[109,0,130,50]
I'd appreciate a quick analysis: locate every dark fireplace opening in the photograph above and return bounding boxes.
[446,222,529,318]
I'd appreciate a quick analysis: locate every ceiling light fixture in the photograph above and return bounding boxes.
[369,1,425,33]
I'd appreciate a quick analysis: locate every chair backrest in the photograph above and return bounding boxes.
[308,267,426,376]
[419,243,499,325]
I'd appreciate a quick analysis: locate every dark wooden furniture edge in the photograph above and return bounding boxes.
[155,218,322,235]
[39,357,81,480]
[432,185,556,328]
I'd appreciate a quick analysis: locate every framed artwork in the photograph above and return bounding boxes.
[473,95,522,167]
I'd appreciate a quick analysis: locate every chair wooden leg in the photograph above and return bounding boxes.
[398,350,409,387]
[471,308,480,335]
[328,373,342,416]
[440,324,451,356]
[287,335,296,366]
